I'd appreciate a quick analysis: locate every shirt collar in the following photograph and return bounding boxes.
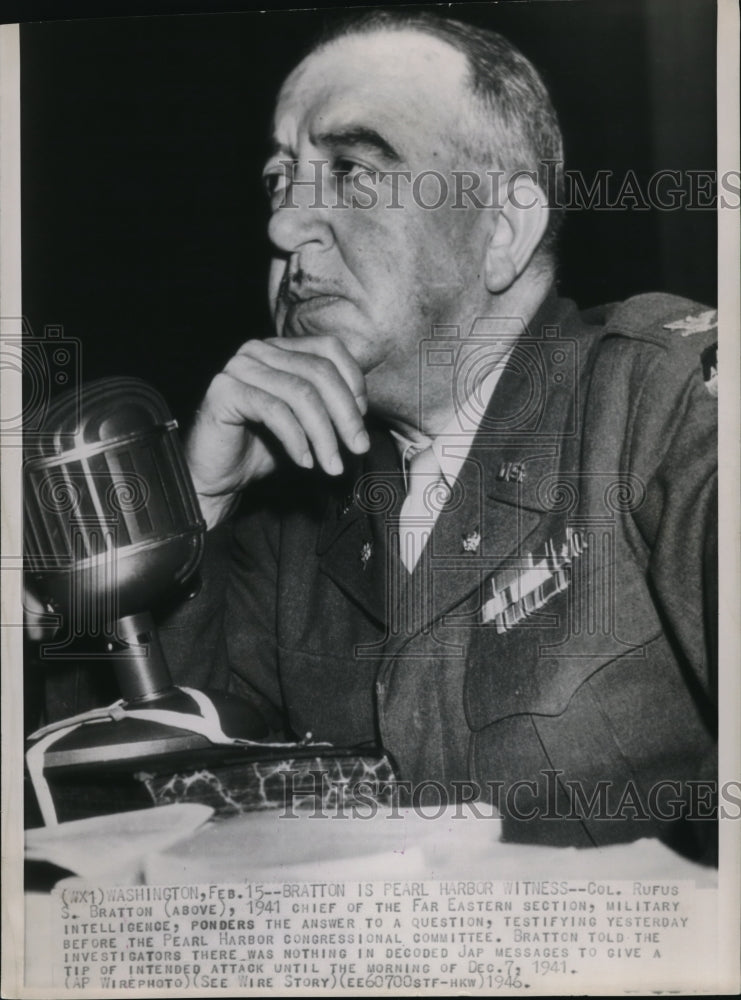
[390,356,509,490]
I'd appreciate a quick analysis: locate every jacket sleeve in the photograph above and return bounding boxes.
[158,504,286,733]
[626,328,718,706]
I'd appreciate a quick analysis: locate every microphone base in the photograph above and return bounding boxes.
[34,718,213,773]
[28,687,270,775]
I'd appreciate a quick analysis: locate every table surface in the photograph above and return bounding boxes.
[25,802,717,888]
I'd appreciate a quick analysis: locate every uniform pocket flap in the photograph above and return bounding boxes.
[465,595,660,730]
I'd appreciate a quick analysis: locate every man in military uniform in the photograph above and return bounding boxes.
[163,11,718,860]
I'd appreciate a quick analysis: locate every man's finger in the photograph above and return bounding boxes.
[235,341,370,459]
[223,356,347,475]
[213,372,315,470]
[266,335,368,414]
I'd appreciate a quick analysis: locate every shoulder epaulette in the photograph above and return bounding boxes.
[602,293,718,398]
[603,292,717,347]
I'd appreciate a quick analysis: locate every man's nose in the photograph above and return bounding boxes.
[268,160,333,254]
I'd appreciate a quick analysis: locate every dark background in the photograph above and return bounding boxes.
[20,0,717,426]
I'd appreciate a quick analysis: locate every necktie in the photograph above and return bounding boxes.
[398,446,448,572]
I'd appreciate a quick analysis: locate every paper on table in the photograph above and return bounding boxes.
[147,805,716,887]
[147,805,449,885]
[25,803,213,880]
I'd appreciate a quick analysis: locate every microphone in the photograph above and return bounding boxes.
[24,377,267,788]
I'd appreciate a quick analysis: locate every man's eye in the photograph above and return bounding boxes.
[332,158,378,183]
[262,163,292,207]
[263,172,286,196]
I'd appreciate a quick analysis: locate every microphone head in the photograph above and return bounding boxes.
[25,377,204,620]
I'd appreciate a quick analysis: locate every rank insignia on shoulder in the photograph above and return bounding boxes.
[701,342,718,398]
[481,526,587,633]
[663,309,717,336]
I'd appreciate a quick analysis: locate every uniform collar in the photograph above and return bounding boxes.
[315,286,603,632]
[389,350,512,491]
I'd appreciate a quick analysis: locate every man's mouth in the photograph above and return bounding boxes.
[283,284,344,306]
[277,265,344,307]
[288,293,342,310]
[280,295,344,338]
[280,285,346,331]
[278,291,346,339]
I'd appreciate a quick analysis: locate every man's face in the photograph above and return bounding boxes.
[264,30,493,426]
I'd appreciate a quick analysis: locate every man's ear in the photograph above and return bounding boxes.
[484,176,549,294]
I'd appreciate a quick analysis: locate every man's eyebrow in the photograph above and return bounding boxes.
[266,127,403,165]
[312,126,403,164]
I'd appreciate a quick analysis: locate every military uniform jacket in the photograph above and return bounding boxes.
[162,290,718,859]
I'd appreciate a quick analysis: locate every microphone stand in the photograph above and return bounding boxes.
[27,608,269,773]
[112,611,173,702]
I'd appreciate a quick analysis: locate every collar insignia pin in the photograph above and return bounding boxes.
[498,461,526,483]
[663,309,717,336]
[360,540,373,569]
[338,492,355,518]
[462,527,481,553]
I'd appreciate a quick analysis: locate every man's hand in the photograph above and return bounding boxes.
[185,335,370,528]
